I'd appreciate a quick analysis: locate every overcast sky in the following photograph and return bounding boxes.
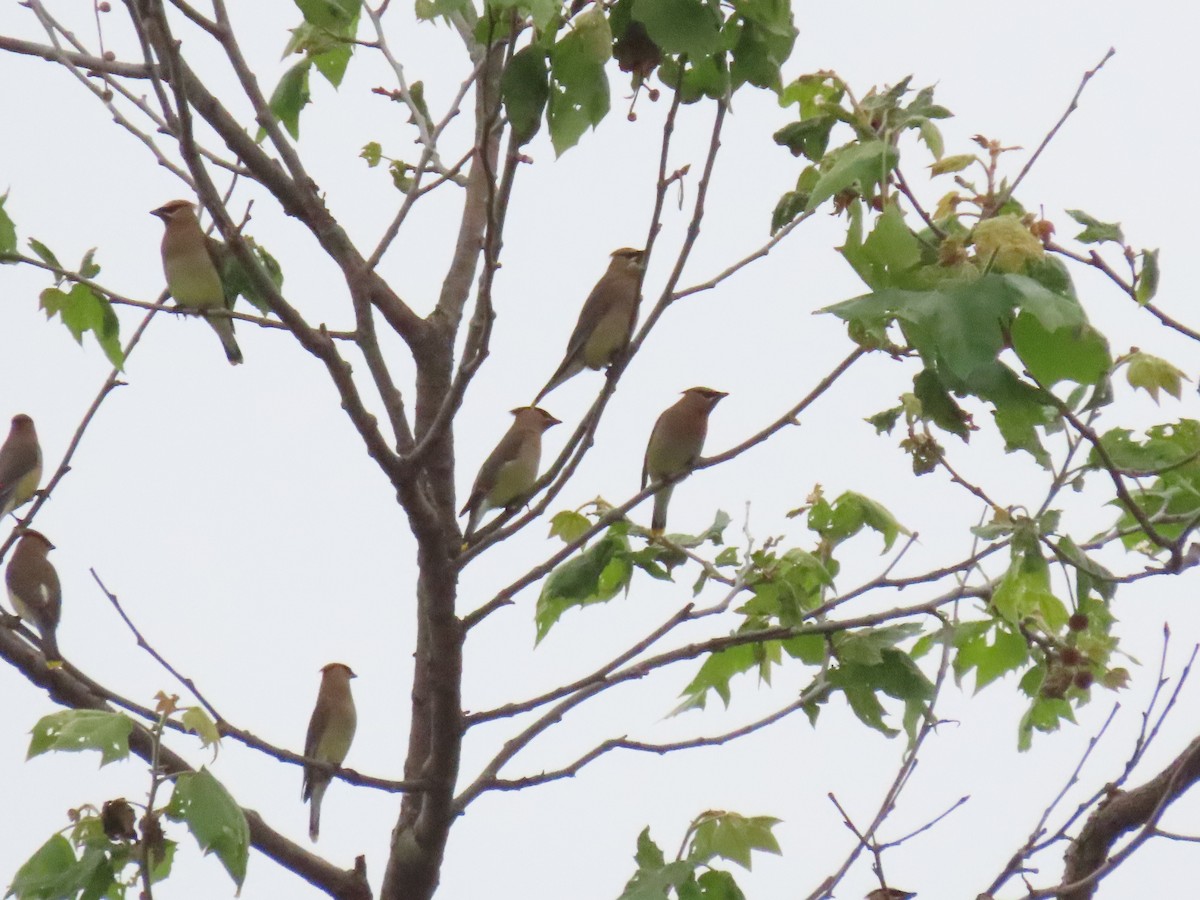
[2,2,1199,898]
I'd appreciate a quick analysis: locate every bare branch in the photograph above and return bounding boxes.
[995,49,1115,212]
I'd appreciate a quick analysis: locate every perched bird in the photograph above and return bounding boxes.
[461,407,561,539]
[642,387,727,532]
[151,199,243,365]
[865,890,916,900]
[6,530,62,667]
[302,662,357,842]
[534,248,646,403]
[0,414,42,521]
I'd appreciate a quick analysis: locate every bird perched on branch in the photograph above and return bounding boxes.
[461,406,561,540]
[0,414,42,521]
[6,530,62,667]
[534,248,646,403]
[303,662,357,842]
[152,199,243,365]
[642,387,727,533]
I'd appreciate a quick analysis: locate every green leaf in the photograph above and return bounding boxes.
[1054,536,1117,602]
[912,368,972,438]
[78,247,101,279]
[27,710,132,766]
[1126,351,1187,403]
[917,118,944,158]
[536,529,632,640]
[659,52,731,104]
[1018,694,1075,750]
[415,0,473,20]
[1010,312,1110,387]
[953,622,1029,691]
[677,640,779,711]
[166,768,250,888]
[8,834,113,900]
[489,0,559,30]
[837,624,923,666]
[312,42,353,87]
[1135,249,1160,305]
[828,648,934,738]
[503,46,549,145]
[972,214,1044,272]
[220,237,284,315]
[930,153,975,175]
[689,812,782,870]
[407,80,433,129]
[267,60,312,139]
[620,827,699,900]
[549,509,592,543]
[295,0,360,28]
[839,202,922,290]
[182,707,222,751]
[692,869,747,900]
[547,7,611,155]
[805,141,899,212]
[773,120,836,160]
[360,141,382,167]
[0,192,16,255]
[389,159,413,192]
[635,827,666,870]
[779,72,843,116]
[632,0,722,57]
[38,281,124,368]
[809,490,907,552]
[866,405,902,435]
[1066,209,1124,245]
[729,8,796,95]
[992,545,1057,627]
[27,237,62,275]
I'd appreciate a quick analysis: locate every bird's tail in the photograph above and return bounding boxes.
[208,316,244,365]
[533,377,556,406]
[307,778,327,842]
[534,357,582,405]
[41,632,62,669]
[462,503,484,544]
[651,484,674,533]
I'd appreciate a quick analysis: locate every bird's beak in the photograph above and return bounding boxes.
[150,206,168,221]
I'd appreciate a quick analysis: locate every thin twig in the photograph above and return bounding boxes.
[997,49,1115,210]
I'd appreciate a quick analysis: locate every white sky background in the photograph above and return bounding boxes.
[1,1,1199,898]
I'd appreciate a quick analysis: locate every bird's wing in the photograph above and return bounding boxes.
[0,442,38,494]
[462,426,525,515]
[204,236,237,309]
[561,277,616,364]
[302,694,329,798]
[641,416,664,489]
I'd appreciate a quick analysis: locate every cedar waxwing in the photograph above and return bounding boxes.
[0,414,42,521]
[6,530,62,667]
[460,407,561,539]
[534,248,646,403]
[151,199,243,365]
[641,387,727,533]
[302,662,357,842]
[865,890,916,900]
